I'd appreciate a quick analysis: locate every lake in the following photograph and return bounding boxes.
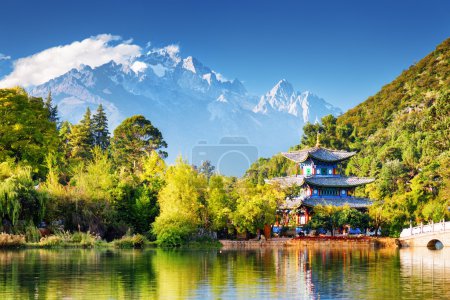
[0,246,448,299]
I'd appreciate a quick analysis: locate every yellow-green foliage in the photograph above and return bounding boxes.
[232,180,285,234]
[71,231,100,247]
[70,147,116,202]
[36,231,100,248]
[206,175,237,232]
[139,150,167,183]
[0,233,26,247]
[153,157,207,246]
[39,235,63,247]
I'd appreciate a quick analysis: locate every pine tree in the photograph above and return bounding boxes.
[44,91,59,124]
[59,121,72,159]
[68,107,94,160]
[92,104,110,150]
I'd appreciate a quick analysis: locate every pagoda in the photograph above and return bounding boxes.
[267,141,374,226]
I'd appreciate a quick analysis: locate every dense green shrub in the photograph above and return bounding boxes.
[113,234,147,248]
[25,224,41,243]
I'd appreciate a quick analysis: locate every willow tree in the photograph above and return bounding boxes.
[0,162,47,226]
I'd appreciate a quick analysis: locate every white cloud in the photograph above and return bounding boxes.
[0,53,11,60]
[0,34,141,88]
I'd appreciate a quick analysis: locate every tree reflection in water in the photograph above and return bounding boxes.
[0,247,448,299]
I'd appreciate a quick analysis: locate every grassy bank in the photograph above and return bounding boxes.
[0,232,223,250]
[0,232,153,249]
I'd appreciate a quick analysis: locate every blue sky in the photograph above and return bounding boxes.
[0,0,449,110]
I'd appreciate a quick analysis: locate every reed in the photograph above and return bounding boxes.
[0,233,26,248]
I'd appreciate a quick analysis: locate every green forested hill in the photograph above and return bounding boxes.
[338,37,449,138]
[246,38,450,235]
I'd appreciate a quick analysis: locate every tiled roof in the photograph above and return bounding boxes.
[305,176,374,187]
[279,197,303,209]
[282,147,356,163]
[265,175,305,187]
[302,197,373,208]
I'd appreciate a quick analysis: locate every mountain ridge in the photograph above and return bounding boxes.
[28,44,342,175]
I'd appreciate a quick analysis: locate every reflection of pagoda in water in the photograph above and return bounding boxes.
[272,248,315,298]
[268,139,374,226]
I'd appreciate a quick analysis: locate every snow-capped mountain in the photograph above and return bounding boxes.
[29,45,341,176]
[254,79,341,123]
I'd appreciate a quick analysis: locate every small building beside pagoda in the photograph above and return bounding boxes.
[267,145,375,231]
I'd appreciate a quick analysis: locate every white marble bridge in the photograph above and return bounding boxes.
[398,220,450,248]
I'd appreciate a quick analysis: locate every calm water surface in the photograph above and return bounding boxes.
[0,246,448,299]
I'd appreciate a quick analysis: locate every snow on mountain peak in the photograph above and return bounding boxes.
[253,79,341,123]
[202,73,212,85]
[182,56,197,73]
[130,61,148,74]
[212,71,227,83]
[269,79,294,98]
[216,94,228,103]
[146,44,181,65]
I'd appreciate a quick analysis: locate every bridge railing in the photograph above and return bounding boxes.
[400,221,450,238]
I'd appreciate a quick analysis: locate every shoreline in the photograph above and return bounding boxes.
[220,236,397,249]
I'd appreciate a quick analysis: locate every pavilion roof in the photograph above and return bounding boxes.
[282,147,356,163]
[278,197,303,210]
[265,175,305,188]
[301,197,373,208]
[304,176,374,187]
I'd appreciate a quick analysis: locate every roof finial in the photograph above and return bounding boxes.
[316,131,321,147]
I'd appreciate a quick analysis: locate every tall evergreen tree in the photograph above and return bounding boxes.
[59,121,72,159]
[92,104,110,150]
[44,91,59,124]
[68,107,94,160]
